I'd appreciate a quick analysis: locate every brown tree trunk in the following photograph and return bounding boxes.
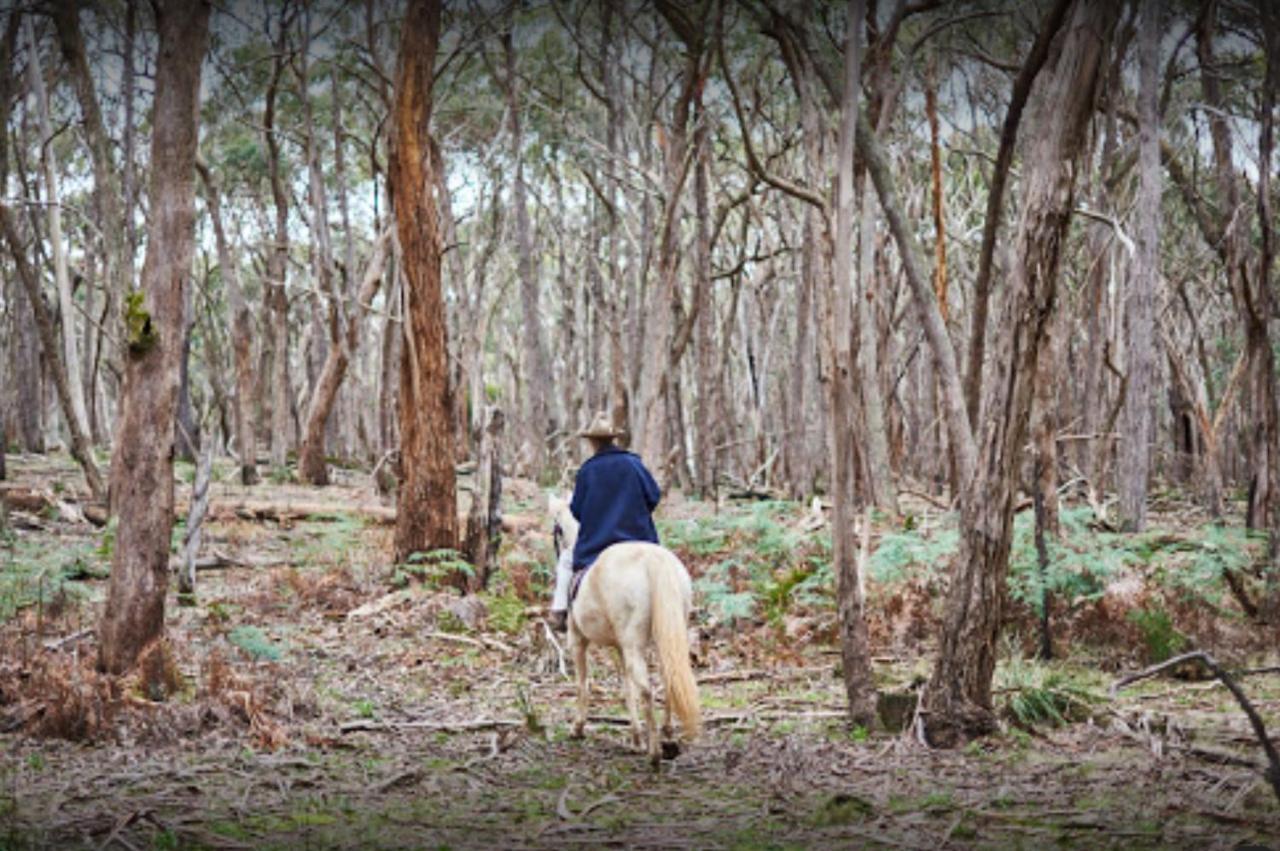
[1256,0,1280,621]
[923,0,1117,746]
[263,18,292,470]
[1118,0,1162,531]
[52,0,130,389]
[26,15,92,444]
[501,27,555,477]
[99,0,210,674]
[0,206,102,498]
[298,229,392,484]
[829,0,877,728]
[463,406,504,592]
[963,0,1076,428]
[196,159,259,485]
[390,0,456,562]
[693,92,718,499]
[0,13,40,454]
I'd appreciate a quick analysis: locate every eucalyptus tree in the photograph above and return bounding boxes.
[391,0,457,562]
[100,0,211,674]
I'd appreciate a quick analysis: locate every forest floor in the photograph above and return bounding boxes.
[1,451,1279,850]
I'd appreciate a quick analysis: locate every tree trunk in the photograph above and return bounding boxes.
[0,14,40,453]
[1118,0,1161,531]
[25,15,92,444]
[1256,0,1280,621]
[501,28,554,477]
[464,406,504,591]
[963,0,1076,429]
[52,0,130,391]
[830,0,877,729]
[856,178,895,513]
[196,160,258,485]
[99,0,210,674]
[693,95,718,499]
[390,0,456,562]
[923,0,1117,746]
[298,229,392,484]
[264,27,292,471]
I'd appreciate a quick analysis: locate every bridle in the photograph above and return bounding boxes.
[553,521,564,559]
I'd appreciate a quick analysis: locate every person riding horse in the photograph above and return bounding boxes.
[549,412,661,632]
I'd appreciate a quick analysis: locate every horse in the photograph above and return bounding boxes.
[548,494,701,764]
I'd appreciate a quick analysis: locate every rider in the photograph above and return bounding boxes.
[549,412,661,632]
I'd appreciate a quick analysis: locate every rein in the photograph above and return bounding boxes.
[553,521,564,559]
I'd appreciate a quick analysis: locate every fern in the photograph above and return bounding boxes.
[228,625,283,662]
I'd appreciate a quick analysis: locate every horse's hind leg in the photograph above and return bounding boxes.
[621,644,657,764]
[571,632,589,739]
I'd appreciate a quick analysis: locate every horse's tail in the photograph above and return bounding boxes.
[648,553,701,740]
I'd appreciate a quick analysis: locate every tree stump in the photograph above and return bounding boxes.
[464,406,504,592]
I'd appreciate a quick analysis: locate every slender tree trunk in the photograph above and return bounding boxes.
[501,28,554,477]
[0,14,40,453]
[391,0,456,562]
[52,0,130,391]
[601,2,628,436]
[196,160,258,485]
[856,178,895,512]
[25,15,92,443]
[963,0,1076,428]
[830,0,877,728]
[299,229,392,484]
[0,207,103,500]
[263,26,292,470]
[99,0,210,674]
[1118,0,1162,531]
[693,97,718,499]
[175,291,199,460]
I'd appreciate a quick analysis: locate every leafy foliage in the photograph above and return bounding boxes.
[392,548,474,589]
[1127,606,1187,663]
[996,656,1100,728]
[227,626,284,662]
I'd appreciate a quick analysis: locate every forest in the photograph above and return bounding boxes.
[1,0,1279,847]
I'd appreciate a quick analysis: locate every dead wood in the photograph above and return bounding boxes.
[200,498,396,525]
[338,717,522,734]
[423,630,514,654]
[1112,650,1280,805]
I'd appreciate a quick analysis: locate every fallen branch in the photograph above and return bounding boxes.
[542,620,567,678]
[339,717,522,734]
[202,498,396,526]
[423,630,515,654]
[42,629,92,651]
[1112,650,1280,805]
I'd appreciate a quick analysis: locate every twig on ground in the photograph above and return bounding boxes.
[339,717,522,734]
[423,630,514,654]
[42,628,91,650]
[556,786,573,820]
[542,620,568,678]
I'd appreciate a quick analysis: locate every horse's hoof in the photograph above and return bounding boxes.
[661,740,681,761]
[570,724,585,740]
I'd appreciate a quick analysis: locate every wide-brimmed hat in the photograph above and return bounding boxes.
[579,411,624,440]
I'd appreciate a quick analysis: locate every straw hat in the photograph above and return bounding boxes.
[579,411,624,440]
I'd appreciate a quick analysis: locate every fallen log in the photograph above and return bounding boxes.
[199,498,397,526]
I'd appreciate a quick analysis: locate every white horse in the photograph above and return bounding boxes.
[548,494,701,764]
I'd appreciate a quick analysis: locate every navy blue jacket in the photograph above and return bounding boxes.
[570,445,660,570]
